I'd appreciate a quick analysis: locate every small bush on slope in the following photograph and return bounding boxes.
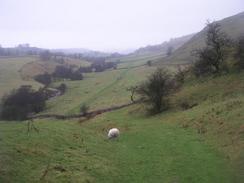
[136,68,176,114]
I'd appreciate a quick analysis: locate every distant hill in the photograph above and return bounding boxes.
[51,48,112,57]
[0,45,44,57]
[156,11,244,65]
[132,34,195,56]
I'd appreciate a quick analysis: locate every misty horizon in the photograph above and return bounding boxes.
[0,0,243,52]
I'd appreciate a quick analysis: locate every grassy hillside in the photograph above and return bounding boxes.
[20,57,90,79]
[0,71,243,182]
[111,34,194,67]
[0,56,42,98]
[0,53,158,115]
[0,56,91,99]
[45,64,156,114]
[156,11,244,65]
[133,34,194,56]
[45,55,178,114]
[0,16,243,181]
[109,52,164,67]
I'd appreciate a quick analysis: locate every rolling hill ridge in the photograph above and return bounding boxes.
[155,11,244,65]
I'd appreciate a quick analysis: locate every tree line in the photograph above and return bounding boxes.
[34,61,118,86]
[78,61,117,73]
[0,82,68,121]
[0,86,46,120]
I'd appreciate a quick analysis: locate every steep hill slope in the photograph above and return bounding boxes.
[156,11,244,65]
[132,34,194,56]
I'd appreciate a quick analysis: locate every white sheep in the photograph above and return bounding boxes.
[108,128,120,139]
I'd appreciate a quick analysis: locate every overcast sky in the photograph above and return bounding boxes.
[0,0,243,52]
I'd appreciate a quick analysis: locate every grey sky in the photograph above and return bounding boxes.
[0,0,243,51]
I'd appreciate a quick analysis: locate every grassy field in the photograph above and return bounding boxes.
[44,54,159,114]
[20,57,91,79]
[0,55,243,182]
[0,108,235,183]
[44,52,180,115]
[0,56,42,98]
[108,51,164,68]
[46,65,156,114]
[0,55,91,99]
[1,71,244,182]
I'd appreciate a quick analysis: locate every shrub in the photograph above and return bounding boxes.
[53,65,83,80]
[136,68,175,114]
[193,21,231,76]
[147,60,152,66]
[57,83,67,95]
[180,101,198,110]
[193,48,214,77]
[175,66,186,84]
[69,71,83,81]
[34,72,52,86]
[127,86,138,103]
[78,62,117,73]
[53,65,72,79]
[0,86,46,120]
[235,36,244,70]
[80,104,89,115]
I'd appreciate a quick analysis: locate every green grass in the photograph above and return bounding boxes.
[20,57,90,79]
[0,55,243,182]
[65,57,91,67]
[45,65,156,114]
[110,52,164,68]
[170,72,244,182]
[0,56,42,98]
[0,107,235,183]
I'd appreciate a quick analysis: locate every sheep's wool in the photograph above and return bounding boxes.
[108,128,120,139]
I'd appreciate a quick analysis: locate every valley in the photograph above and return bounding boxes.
[0,10,243,183]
